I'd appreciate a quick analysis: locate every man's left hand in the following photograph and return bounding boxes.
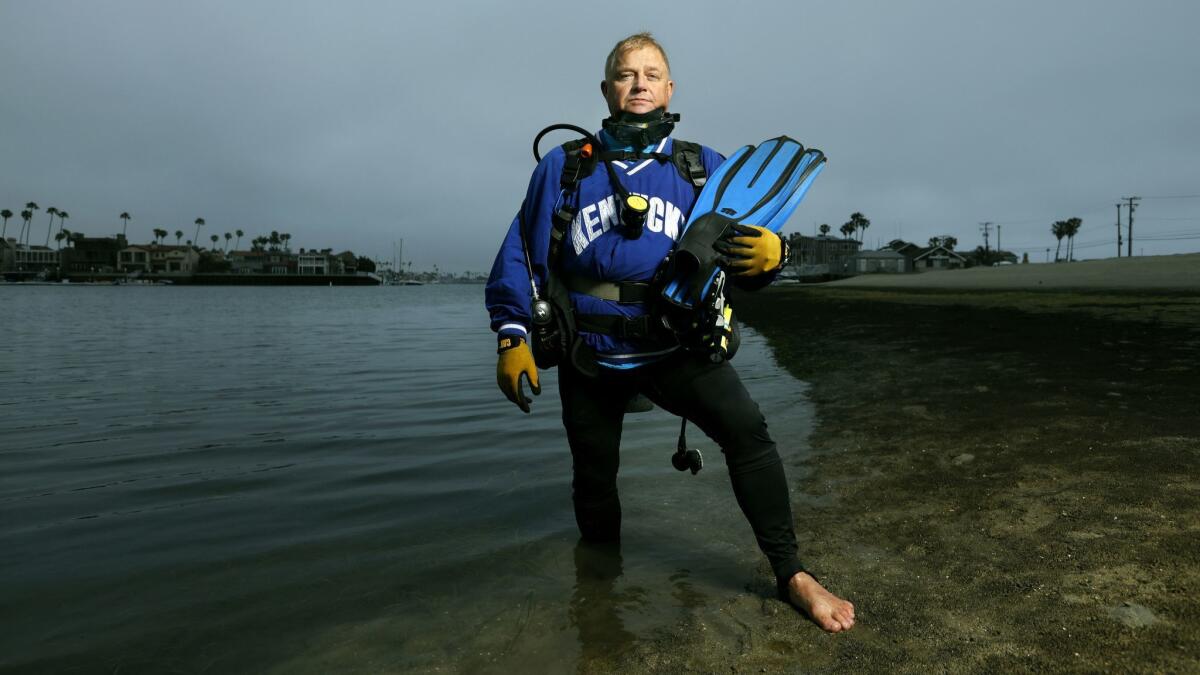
[713,224,783,276]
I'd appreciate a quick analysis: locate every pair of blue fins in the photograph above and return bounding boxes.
[661,136,825,316]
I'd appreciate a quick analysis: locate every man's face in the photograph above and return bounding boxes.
[601,46,674,117]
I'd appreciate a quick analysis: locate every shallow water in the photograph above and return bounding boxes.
[0,283,813,672]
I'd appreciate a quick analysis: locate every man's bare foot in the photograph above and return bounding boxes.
[785,571,856,632]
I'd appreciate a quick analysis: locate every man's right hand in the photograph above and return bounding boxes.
[497,336,540,413]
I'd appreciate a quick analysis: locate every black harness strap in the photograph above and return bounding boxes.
[576,314,659,340]
[671,140,707,190]
[548,137,708,339]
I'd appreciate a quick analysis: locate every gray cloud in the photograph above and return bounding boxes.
[3,0,1198,271]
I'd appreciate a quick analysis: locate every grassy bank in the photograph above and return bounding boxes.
[717,286,1200,672]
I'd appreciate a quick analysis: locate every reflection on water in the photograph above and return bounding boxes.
[571,540,637,669]
[0,284,814,672]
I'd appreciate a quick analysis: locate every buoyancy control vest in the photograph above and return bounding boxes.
[520,123,712,375]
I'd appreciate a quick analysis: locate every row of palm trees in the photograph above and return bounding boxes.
[1,203,72,249]
[813,212,872,242]
[1051,217,1083,262]
[4,205,298,255]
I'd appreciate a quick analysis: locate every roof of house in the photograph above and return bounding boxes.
[857,250,907,259]
[913,245,968,261]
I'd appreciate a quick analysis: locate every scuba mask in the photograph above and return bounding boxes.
[601,108,680,149]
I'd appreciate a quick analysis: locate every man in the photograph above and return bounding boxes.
[485,33,855,632]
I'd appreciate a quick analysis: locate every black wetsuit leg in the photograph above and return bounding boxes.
[558,363,637,542]
[642,353,805,587]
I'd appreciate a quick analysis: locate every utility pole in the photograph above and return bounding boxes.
[979,222,993,255]
[1114,203,1123,257]
[1123,196,1140,257]
[996,224,1002,256]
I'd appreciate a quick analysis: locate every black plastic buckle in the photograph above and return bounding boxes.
[615,315,650,339]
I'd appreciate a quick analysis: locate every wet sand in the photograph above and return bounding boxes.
[614,257,1199,672]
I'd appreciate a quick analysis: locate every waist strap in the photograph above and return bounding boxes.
[565,274,651,303]
[577,313,666,340]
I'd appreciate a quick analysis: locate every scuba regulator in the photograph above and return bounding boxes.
[532,120,666,240]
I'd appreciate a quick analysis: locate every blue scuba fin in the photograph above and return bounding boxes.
[660,136,825,315]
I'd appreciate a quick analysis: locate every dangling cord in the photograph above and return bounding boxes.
[672,418,703,475]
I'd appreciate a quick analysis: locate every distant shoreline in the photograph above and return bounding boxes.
[814,252,1200,292]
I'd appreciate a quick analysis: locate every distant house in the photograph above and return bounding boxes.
[297,251,329,275]
[853,249,908,274]
[229,249,296,274]
[263,251,297,275]
[146,244,200,273]
[885,239,968,272]
[790,234,862,278]
[117,246,151,273]
[228,250,267,274]
[117,243,200,274]
[0,240,61,275]
[332,251,358,275]
[62,234,128,273]
[0,238,17,272]
[912,244,967,271]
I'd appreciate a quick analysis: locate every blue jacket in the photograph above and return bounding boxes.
[486,134,725,369]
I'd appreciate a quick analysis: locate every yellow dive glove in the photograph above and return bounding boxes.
[497,336,540,413]
[713,223,789,276]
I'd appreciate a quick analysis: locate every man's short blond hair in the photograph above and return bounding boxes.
[604,32,671,81]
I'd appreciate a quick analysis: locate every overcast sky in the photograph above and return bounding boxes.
[3,0,1198,271]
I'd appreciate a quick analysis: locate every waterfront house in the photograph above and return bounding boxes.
[0,239,60,275]
[117,246,151,273]
[885,239,968,272]
[913,244,967,271]
[297,251,329,275]
[790,234,862,278]
[0,238,15,272]
[331,251,358,275]
[228,250,267,274]
[62,235,127,273]
[264,251,297,274]
[852,249,908,274]
[151,244,200,273]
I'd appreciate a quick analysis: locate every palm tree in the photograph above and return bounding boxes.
[1065,217,1082,261]
[818,223,830,236]
[234,229,244,250]
[1051,220,1068,262]
[269,230,281,250]
[43,207,59,246]
[193,218,205,248]
[23,202,39,245]
[281,233,292,251]
[54,230,67,249]
[175,229,183,245]
[210,233,220,250]
[19,209,33,245]
[839,222,855,239]
[56,211,69,241]
[120,212,131,238]
[224,232,232,251]
[1,209,12,240]
[849,212,870,243]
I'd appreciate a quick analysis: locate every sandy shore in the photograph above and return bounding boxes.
[824,252,1200,291]
[611,262,1199,673]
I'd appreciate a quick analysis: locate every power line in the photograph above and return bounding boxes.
[1140,194,1200,200]
[1123,196,1140,257]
